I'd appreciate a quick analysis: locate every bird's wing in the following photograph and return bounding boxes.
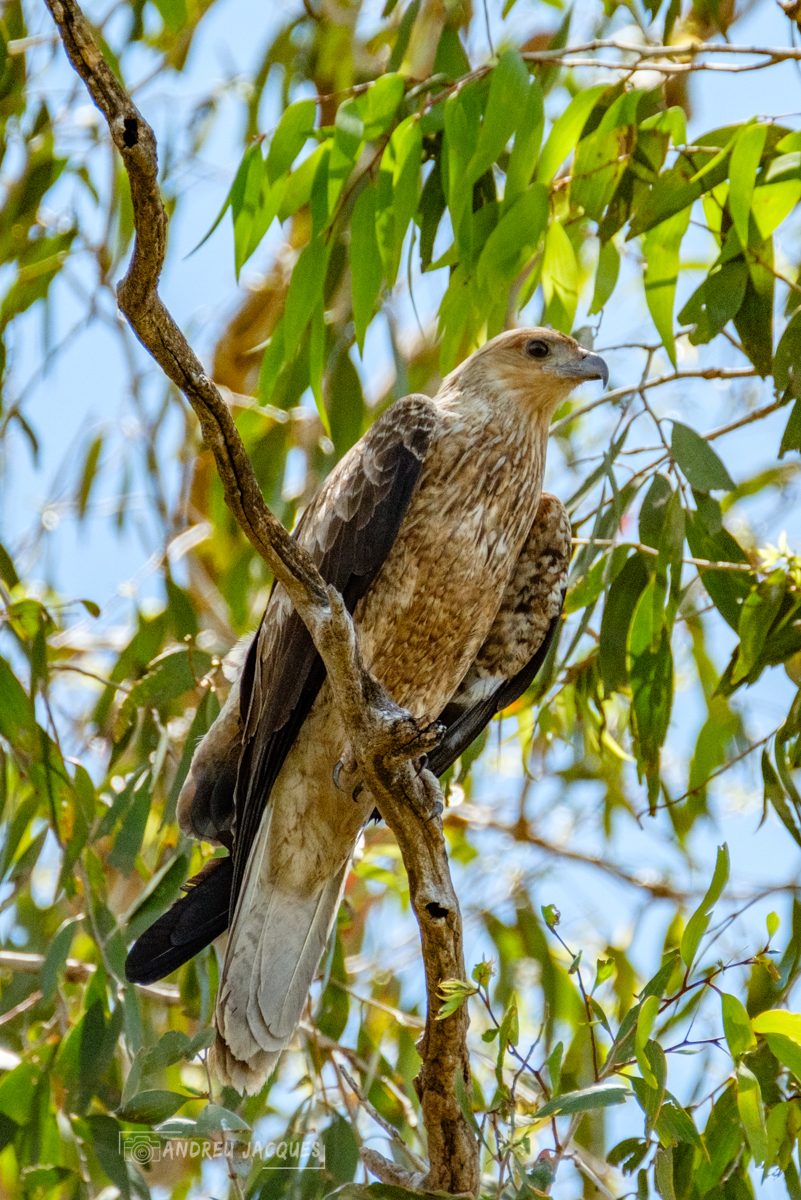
[427,493,571,777]
[230,394,437,909]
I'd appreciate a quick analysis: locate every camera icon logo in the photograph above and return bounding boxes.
[120,1133,162,1164]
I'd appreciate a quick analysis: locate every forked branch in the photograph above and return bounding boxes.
[44,1,478,1191]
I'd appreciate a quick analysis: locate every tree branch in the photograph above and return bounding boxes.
[45,2,478,1191]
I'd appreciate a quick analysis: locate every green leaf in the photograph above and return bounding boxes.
[764,1032,801,1081]
[630,626,674,773]
[635,995,660,1087]
[571,90,643,222]
[361,74,405,141]
[564,545,629,615]
[0,540,19,590]
[599,552,650,693]
[629,131,736,238]
[466,50,528,187]
[593,957,615,992]
[680,843,729,969]
[107,773,151,874]
[752,178,801,240]
[388,0,420,71]
[536,85,608,185]
[329,99,364,215]
[146,1029,191,1070]
[41,916,81,1006]
[780,398,801,458]
[655,1096,704,1152]
[333,1186,443,1200]
[633,1041,667,1136]
[432,25,470,81]
[734,232,774,377]
[643,205,690,366]
[376,115,422,287]
[729,123,768,247]
[194,1104,251,1135]
[677,260,749,345]
[351,187,383,354]
[535,1079,631,1120]
[124,851,189,941]
[753,1010,801,1040]
[654,1145,676,1200]
[696,1083,742,1192]
[0,1062,38,1123]
[152,0,186,33]
[546,1041,563,1094]
[192,143,252,258]
[476,184,548,295]
[279,142,329,221]
[114,648,211,739]
[454,1066,481,1137]
[76,435,103,521]
[589,237,620,314]
[542,219,578,333]
[504,78,544,208]
[732,573,786,683]
[671,422,735,492]
[284,236,331,358]
[774,309,801,395]
[638,473,672,549]
[266,99,316,184]
[735,1064,768,1165]
[118,1090,189,1125]
[721,993,756,1060]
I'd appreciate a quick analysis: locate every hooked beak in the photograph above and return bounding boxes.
[558,351,609,389]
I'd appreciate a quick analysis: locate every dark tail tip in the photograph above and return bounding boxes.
[125,856,234,985]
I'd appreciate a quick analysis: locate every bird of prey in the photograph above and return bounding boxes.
[125,328,608,1093]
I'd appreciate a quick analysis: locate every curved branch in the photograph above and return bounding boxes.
[45,2,478,1191]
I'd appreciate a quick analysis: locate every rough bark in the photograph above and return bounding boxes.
[44,3,479,1191]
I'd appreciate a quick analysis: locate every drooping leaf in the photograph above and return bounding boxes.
[599,552,650,693]
[283,236,331,358]
[351,187,383,354]
[736,1064,768,1165]
[536,85,608,185]
[642,205,690,366]
[541,219,578,333]
[504,78,545,208]
[729,123,768,247]
[589,237,620,314]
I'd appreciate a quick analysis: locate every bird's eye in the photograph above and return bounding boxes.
[526,339,549,359]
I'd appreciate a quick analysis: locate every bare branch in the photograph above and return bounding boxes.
[45,2,478,1190]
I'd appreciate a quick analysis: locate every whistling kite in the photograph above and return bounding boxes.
[126,328,608,1093]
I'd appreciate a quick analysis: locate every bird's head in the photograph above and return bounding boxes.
[452,327,609,419]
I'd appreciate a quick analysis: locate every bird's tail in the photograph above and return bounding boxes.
[124,856,233,985]
[212,841,349,1095]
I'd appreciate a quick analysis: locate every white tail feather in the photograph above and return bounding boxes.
[215,806,350,1092]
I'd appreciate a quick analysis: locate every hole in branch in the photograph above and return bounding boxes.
[426,901,449,919]
[123,118,139,147]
